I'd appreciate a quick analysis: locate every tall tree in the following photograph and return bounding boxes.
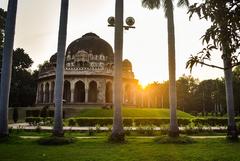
[110,0,125,142]
[142,0,189,137]
[187,0,240,140]
[53,0,69,137]
[0,0,18,137]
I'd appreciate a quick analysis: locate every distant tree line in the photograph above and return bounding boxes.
[0,8,38,107]
[139,68,240,116]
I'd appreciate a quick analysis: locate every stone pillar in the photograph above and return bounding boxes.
[133,87,137,106]
[97,79,105,103]
[35,84,39,104]
[102,81,106,104]
[43,82,46,104]
[122,84,125,104]
[85,79,89,103]
[49,81,52,103]
[70,81,75,103]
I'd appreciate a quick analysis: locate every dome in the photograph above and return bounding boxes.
[49,53,57,64]
[122,59,132,72]
[66,32,114,62]
[123,59,132,67]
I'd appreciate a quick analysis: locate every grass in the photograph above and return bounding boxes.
[154,135,195,144]
[0,135,240,161]
[73,107,193,118]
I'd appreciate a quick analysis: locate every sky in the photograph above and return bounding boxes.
[0,0,224,86]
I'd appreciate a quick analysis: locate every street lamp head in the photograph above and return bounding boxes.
[126,17,135,26]
[108,16,115,26]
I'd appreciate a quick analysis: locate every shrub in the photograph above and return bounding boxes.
[136,125,156,136]
[40,105,49,118]
[67,118,133,127]
[26,110,40,117]
[192,118,228,126]
[25,117,53,126]
[25,117,42,126]
[68,118,76,126]
[134,118,190,126]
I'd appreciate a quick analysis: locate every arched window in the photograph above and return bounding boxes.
[45,83,50,103]
[88,81,98,103]
[39,84,44,103]
[124,84,132,104]
[74,81,85,102]
[105,82,112,103]
[63,80,71,103]
[51,81,55,103]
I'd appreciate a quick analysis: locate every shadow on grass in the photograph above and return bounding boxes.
[154,135,196,144]
[37,136,76,146]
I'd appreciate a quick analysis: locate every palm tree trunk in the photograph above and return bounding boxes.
[167,2,179,137]
[53,0,69,137]
[0,0,18,137]
[111,0,125,142]
[223,48,238,140]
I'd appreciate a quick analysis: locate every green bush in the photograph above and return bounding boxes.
[66,118,133,127]
[133,118,190,126]
[25,117,53,126]
[192,118,228,126]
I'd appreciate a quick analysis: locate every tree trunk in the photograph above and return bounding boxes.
[0,0,18,137]
[223,48,238,140]
[111,0,125,142]
[53,0,69,137]
[167,2,179,137]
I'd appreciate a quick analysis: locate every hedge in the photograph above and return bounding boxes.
[25,117,53,126]
[25,117,240,127]
[26,110,65,118]
[67,118,133,127]
[66,117,191,126]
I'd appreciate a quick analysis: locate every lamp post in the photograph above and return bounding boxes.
[108,13,135,141]
[108,16,135,30]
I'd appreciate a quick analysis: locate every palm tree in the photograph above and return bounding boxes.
[223,46,238,139]
[110,0,125,142]
[53,0,69,137]
[0,0,18,137]
[142,0,189,137]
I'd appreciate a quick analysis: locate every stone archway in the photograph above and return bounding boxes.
[63,80,71,103]
[51,81,55,103]
[45,83,50,103]
[39,84,44,103]
[124,84,131,104]
[74,81,85,102]
[88,81,98,103]
[105,81,112,103]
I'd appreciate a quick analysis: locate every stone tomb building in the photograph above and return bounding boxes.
[36,33,138,107]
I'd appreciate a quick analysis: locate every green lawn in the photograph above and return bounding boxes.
[0,136,240,161]
[73,108,193,118]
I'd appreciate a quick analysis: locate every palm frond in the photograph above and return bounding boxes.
[141,0,161,9]
[177,0,189,7]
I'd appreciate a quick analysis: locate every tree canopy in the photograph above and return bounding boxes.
[186,0,240,70]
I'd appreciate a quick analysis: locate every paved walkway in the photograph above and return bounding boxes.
[8,123,227,131]
[18,135,226,139]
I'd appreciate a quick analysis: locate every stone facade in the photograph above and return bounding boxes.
[36,33,138,106]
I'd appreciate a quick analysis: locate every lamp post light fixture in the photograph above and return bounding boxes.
[108,16,135,30]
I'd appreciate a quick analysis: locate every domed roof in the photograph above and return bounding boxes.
[49,53,57,64]
[66,32,114,60]
[123,59,132,67]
